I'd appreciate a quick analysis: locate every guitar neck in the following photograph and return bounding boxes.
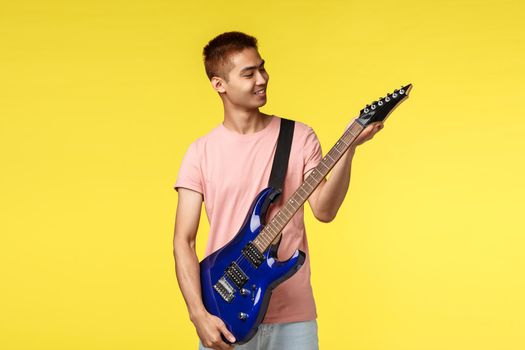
[252,120,365,253]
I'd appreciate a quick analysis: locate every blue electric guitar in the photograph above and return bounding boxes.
[199,84,413,344]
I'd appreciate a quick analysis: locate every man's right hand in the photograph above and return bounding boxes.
[192,311,236,350]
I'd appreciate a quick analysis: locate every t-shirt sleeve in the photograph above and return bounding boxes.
[174,141,203,194]
[303,127,323,175]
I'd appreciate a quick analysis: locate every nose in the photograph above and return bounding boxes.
[255,70,268,85]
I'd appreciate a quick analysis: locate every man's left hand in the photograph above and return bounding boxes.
[346,120,384,151]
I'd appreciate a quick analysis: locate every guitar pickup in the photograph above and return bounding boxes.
[225,262,248,289]
[242,242,264,268]
[213,277,235,303]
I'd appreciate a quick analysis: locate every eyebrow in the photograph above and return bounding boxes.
[240,59,265,74]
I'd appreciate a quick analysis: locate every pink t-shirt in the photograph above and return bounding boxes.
[174,115,322,323]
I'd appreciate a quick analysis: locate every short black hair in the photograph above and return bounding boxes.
[203,31,258,81]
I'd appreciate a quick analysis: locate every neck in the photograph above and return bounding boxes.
[251,120,365,253]
[222,106,270,135]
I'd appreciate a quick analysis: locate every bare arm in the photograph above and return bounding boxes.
[173,188,235,350]
[307,122,384,222]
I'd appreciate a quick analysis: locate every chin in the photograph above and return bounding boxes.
[257,100,267,108]
[254,98,268,108]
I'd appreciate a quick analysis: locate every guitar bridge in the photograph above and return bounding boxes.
[213,277,235,303]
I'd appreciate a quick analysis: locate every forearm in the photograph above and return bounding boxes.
[173,240,207,322]
[316,147,356,220]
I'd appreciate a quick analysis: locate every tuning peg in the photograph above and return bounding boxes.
[399,88,405,95]
[378,100,384,106]
[371,104,376,110]
[385,95,391,102]
[392,91,398,98]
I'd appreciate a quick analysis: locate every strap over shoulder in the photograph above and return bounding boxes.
[268,118,295,191]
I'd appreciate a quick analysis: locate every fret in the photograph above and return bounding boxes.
[295,189,306,202]
[289,198,298,211]
[264,232,273,245]
[295,192,305,202]
[299,186,308,197]
[266,225,277,238]
[254,238,263,252]
[303,181,313,192]
[318,162,329,176]
[272,224,282,235]
[309,179,319,190]
[272,222,280,233]
[335,141,345,152]
[279,213,288,226]
[259,234,270,247]
[317,162,329,173]
[326,149,334,165]
[261,233,271,246]
[298,187,308,199]
[255,234,262,247]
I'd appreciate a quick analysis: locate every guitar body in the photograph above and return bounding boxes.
[200,187,306,345]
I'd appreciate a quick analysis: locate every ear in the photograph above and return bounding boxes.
[211,76,226,94]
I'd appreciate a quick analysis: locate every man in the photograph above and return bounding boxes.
[173,31,383,350]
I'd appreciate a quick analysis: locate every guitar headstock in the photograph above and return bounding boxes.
[356,84,412,127]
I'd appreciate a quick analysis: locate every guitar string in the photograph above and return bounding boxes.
[224,122,361,293]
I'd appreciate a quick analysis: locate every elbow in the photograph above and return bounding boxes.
[173,235,196,258]
[315,210,336,223]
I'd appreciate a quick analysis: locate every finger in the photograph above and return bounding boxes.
[218,322,236,344]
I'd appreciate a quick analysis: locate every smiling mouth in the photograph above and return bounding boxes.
[254,88,266,95]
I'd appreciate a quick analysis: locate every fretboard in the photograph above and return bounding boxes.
[252,120,365,253]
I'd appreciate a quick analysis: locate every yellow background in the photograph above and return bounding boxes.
[1,0,524,349]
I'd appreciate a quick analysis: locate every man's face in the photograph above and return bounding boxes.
[221,47,269,109]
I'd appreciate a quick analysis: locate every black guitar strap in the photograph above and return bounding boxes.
[268,118,295,191]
